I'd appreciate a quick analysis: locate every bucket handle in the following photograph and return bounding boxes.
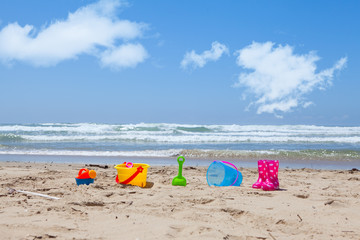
[77,168,89,178]
[119,166,144,185]
[219,161,239,186]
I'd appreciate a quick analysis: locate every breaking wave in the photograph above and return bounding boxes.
[0,123,360,143]
[1,123,359,162]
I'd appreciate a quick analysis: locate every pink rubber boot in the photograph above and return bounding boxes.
[270,160,280,189]
[261,160,279,191]
[252,160,267,189]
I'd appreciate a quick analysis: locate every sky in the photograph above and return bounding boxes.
[0,0,359,125]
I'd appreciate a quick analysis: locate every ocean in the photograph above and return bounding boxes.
[0,123,359,169]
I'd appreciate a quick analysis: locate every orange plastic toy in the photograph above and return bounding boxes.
[77,168,97,179]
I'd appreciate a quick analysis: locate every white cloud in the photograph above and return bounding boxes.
[181,41,229,69]
[0,0,148,68]
[234,41,347,116]
[100,43,148,68]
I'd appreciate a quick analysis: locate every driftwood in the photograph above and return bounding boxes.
[8,188,60,200]
[87,164,109,169]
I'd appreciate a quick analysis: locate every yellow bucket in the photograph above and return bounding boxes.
[114,163,150,188]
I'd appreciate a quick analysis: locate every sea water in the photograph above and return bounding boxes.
[0,123,359,169]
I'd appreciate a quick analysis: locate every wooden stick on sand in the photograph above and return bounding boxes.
[8,188,61,200]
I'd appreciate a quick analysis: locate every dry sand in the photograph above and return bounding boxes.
[0,161,359,240]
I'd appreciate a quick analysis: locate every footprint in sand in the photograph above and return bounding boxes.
[221,208,246,218]
[168,225,185,233]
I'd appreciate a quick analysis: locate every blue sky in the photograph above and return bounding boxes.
[0,0,359,125]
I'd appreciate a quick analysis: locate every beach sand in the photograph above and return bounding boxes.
[0,161,359,240]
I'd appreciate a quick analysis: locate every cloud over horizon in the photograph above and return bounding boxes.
[0,0,148,69]
[234,41,347,117]
[181,41,229,70]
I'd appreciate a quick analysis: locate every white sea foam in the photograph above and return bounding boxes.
[0,123,115,133]
[0,149,182,157]
[1,123,359,164]
[1,123,360,143]
[0,148,359,161]
[14,134,360,143]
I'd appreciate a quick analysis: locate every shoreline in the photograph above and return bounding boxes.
[0,161,359,239]
[0,154,359,170]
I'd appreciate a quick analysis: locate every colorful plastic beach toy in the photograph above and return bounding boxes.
[172,156,187,186]
[206,161,242,187]
[75,168,96,185]
[115,162,150,188]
